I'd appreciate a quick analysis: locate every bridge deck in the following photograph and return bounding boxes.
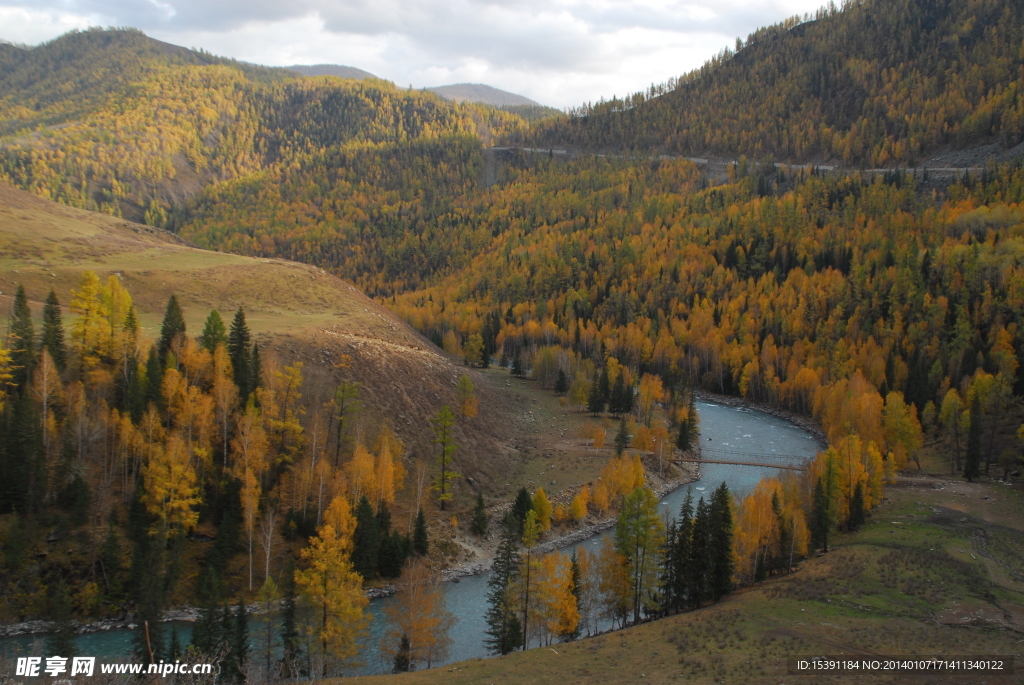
[672,448,811,471]
[672,457,808,471]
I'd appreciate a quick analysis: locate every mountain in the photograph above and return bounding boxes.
[520,0,1024,166]
[286,63,378,80]
[0,29,529,222]
[428,83,538,107]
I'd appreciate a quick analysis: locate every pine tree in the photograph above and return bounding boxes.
[352,495,381,579]
[157,295,186,365]
[41,289,67,371]
[279,556,301,678]
[511,351,524,378]
[44,581,77,658]
[228,307,251,397]
[554,369,569,395]
[225,598,249,683]
[144,346,162,410]
[512,487,533,535]
[471,492,489,537]
[191,567,222,654]
[848,481,866,531]
[413,508,428,556]
[810,477,829,552]
[964,394,982,482]
[587,375,606,415]
[168,626,182,661]
[615,416,630,456]
[199,310,228,353]
[10,285,35,389]
[250,342,263,394]
[609,374,626,416]
[430,406,459,510]
[484,519,522,655]
[709,483,734,602]
[687,496,710,608]
[393,634,412,673]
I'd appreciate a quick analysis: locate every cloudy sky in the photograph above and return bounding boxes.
[0,0,826,108]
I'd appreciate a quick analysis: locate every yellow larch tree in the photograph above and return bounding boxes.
[534,551,579,645]
[570,486,590,521]
[533,488,552,532]
[69,270,107,369]
[142,434,200,536]
[296,495,367,674]
[382,558,455,670]
[635,373,664,427]
[345,443,376,504]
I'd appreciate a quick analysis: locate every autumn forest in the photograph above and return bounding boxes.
[1,0,1024,679]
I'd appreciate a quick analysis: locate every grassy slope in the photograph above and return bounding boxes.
[346,461,1024,683]
[0,182,532,518]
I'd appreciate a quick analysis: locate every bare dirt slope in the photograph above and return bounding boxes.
[0,182,528,504]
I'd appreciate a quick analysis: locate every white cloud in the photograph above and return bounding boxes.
[0,0,827,108]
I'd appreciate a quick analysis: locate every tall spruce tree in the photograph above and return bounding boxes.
[483,519,523,655]
[157,295,186,365]
[228,308,252,396]
[44,581,77,658]
[847,481,866,531]
[709,483,734,602]
[471,492,489,537]
[512,487,533,535]
[413,508,429,556]
[199,310,228,353]
[614,416,630,456]
[10,285,35,389]
[964,394,983,481]
[352,495,381,579]
[279,557,302,679]
[41,289,67,371]
[225,598,249,683]
[810,477,829,552]
[687,496,711,607]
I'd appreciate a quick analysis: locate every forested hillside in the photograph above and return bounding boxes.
[0,29,527,222]
[519,0,1024,165]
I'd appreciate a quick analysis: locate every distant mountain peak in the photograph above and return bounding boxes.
[427,83,539,107]
[286,64,378,80]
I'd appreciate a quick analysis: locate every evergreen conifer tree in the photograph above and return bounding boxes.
[810,477,829,552]
[279,557,301,678]
[413,508,429,556]
[228,308,251,395]
[511,351,524,378]
[41,289,67,371]
[614,416,630,456]
[848,481,866,530]
[964,395,982,481]
[157,295,186,365]
[587,375,606,415]
[10,285,35,389]
[471,492,489,537]
[250,342,263,395]
[44,581,77,658]
[708,483,733,602]
[352,495,381,579]
[144,346,162,410]
[393,634,412,673]
[225,598,249,683]
[512,487,533,535]
[687,497,710,607]
[199,310,228,353]
[483,518,522,655]
[554,369,568,395]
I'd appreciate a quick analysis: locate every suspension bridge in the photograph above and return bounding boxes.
[672,448,811,471]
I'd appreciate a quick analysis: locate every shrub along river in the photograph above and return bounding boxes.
[1,401,823,674]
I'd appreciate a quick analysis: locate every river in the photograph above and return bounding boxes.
[1,401,824,674]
